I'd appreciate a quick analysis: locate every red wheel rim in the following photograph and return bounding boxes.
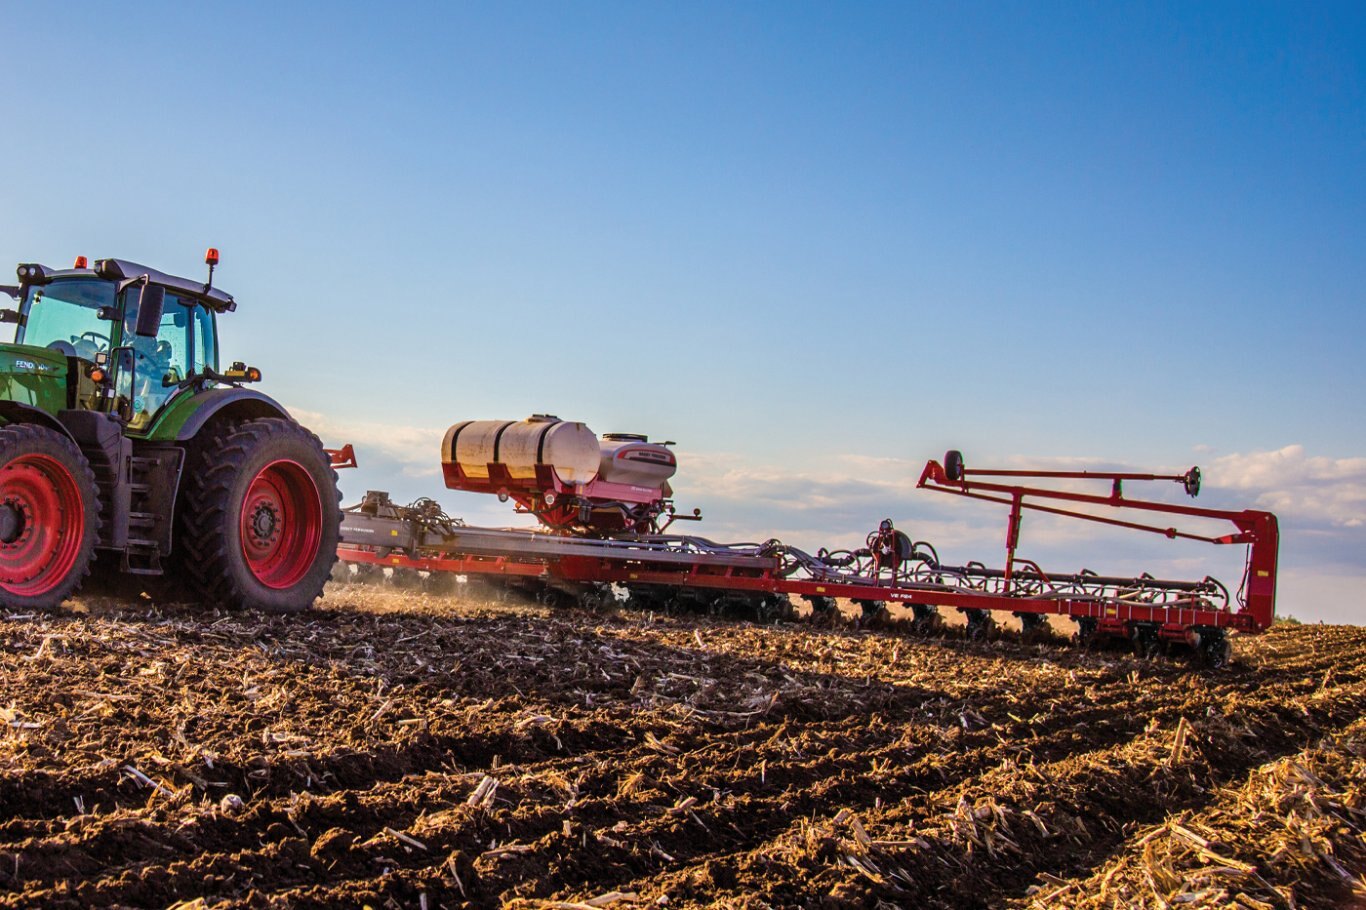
[0,454,86,597]
[240,459,323,589]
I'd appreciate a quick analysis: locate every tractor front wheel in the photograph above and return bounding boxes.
[179,418,340,613]
[0,424,99,611]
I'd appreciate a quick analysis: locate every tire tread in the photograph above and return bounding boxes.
[177,417,341,612]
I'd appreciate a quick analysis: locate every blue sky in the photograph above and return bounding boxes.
[2,2,1363,622]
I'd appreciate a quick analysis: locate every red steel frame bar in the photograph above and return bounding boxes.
[325,445,358,470]
[915,458,1279,630]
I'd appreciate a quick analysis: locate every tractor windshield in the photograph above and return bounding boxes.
[17,279,116,360]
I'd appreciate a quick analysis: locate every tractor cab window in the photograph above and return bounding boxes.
[191,302,217,374]
[119,290,195,430]
[16,279,116,360]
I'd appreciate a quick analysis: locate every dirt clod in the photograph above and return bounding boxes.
[2,587,1363,908]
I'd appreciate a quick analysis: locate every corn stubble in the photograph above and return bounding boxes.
[0,586,1361,909]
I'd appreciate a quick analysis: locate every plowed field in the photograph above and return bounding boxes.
[2,587,1364,909]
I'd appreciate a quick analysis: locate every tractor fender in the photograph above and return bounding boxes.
[164,389,293,442]
[0,401,78,441]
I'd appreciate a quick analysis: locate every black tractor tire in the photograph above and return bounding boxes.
[177,417,340,613]
[0,424,100,611]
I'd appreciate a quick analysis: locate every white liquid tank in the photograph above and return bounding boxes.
[442,415,602,486]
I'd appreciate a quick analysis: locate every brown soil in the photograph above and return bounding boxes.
[2,586,1363,909]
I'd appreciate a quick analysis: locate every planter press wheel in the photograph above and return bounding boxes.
[1199,630,1231,669]
[855,599,888,623]
[963,608,995,641]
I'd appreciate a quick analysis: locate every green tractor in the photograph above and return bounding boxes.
[0,250,340,612]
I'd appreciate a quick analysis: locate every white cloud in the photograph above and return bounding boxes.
[676,451,920,512]
[1208,445,1366,529]
[291,408,443,478]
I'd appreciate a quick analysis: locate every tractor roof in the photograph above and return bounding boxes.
[34,259,236,312]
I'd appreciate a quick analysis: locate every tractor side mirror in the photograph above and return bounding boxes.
[134,285,165,337]
[0,284,22,325]
[0,286,20,324]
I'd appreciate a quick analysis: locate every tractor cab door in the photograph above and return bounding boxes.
[113,289,215,431]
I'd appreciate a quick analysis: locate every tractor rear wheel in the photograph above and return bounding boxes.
[0,424,99,611]
[178,418,340,613]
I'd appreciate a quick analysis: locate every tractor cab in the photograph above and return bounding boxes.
[3,255,230,430]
